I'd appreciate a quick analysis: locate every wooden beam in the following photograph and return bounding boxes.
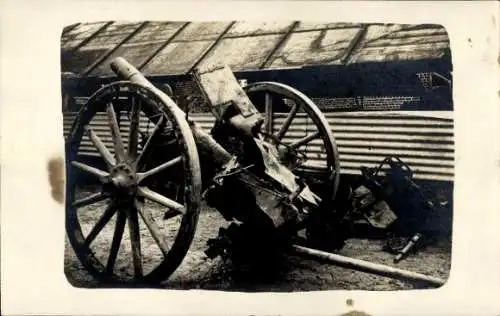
[82,22,150,76]
[62,23,81,36]
[188,21,237,73]
[138,22,191,71]
[259,21,300,69]
[291,244,446,287]
[340,24,369,65]
[70,21,113,53]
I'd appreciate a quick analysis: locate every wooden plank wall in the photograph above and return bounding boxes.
[63,110,454,182]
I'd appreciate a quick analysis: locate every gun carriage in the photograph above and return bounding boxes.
[65,57,445,288]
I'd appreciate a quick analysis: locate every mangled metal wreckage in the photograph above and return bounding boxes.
[65,57,447,288]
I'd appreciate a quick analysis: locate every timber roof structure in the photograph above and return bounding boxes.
[61,21,451,77]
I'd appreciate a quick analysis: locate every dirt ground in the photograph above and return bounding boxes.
[65,189,451,292]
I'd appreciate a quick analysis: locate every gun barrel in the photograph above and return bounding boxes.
[111,57,155,88]
[109,57,232,166]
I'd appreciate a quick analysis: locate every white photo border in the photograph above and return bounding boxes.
[1,1,499,315]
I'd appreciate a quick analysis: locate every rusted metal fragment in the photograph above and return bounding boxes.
[254,138,320,207]
[227,113,264,137]
[47,156,65,204]
[351,185,397,229]
[234,171,291,228]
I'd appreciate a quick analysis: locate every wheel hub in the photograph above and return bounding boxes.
[109,163,137,197]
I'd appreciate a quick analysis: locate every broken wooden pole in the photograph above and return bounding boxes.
[291,244,446,288]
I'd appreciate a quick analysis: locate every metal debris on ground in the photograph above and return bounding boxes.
[346,156,449,263]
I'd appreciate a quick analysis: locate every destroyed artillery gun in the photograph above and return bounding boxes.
[65,57,446,288]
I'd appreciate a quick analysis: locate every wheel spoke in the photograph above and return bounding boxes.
[137,187,185,215]
[84,203,117,247]
[137,156,182,183]
[276,102,298,140]
[126,205,143,278]
[135,199,170,256]
[298,159,328,170]
[134,115,165,169]
[106,210,126,274]
[72,192,108,208]
[71,161,108,182]
[264,92,273,135]
[106,103,126,162]
[290,131,320,149]
[85,126,115,168]
[329,169,338,182]
[128,97,141,162]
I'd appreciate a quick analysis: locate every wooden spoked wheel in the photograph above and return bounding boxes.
[65,81,202,285]
[244,82,341,203]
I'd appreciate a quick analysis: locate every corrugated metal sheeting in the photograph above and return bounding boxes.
[63,111,453,182]
[61,21,450,77]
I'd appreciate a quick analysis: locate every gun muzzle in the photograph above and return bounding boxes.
[110,57,156,89]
